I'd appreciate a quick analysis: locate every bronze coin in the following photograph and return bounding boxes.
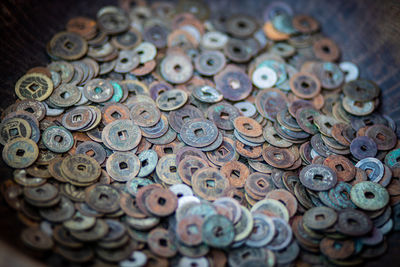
[323,155,355,182]
[178,155,209,186]
[220,160,250,188]
[192,167,229,201]
[234,116,263,138]
[85,184,120,213]
[145,188,178,217]
[177,215,204,246]
[265,189,298,217]
[262,146,295,169]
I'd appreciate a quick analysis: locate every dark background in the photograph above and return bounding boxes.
[0,0,399,265]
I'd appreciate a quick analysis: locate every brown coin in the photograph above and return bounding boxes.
[145,188,178,217]
[177,215,204,246]
[220,160,250,188]
[320,237,354,260]
[147,228,177,258]
[265,189,298,217]
[262,146,295,169]
[290,72,321,99]
[178,156,209,186]
[323,155,355,182]
[313,38,340,62]
[85,184,120,213]
[233,116,263,138]
[102,103,130,125]
[192,167,229,201]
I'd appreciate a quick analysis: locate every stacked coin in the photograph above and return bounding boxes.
[1,0,399,266]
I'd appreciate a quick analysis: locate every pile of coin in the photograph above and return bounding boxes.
[1,0,399,266]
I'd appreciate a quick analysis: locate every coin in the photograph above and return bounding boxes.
[15,73,54,101]
[2,137,38,168]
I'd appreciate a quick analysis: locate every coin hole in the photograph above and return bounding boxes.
[231,170,241,178]
[261,74,269,80]
[72,114,82,122]
[60,91,70,99]
[190,167,198,174]
[322,46,330,53]
[187,224,199,235]
[396,156,400,162]
[243,123,253,130]
[257,179,266,188]
[315,214,325,221]
[54,135,64,143]
[142,159,149,167]
[335,164,344,172]
[241,144,252,152]
[74,217,83,222]
[169,166,177,173]
[277,46,285,51]
[28,83,40,93]
[157,197,166,205]
[77,164,86,171]
[177,193,183,198]
[220,112,230,120]
[241,108,247,112]
[354,101,364,108]
[64,40,75,50]
[118,130,128,141]
[167,96,177,102]
[206,59,215,66]
[139,110,149,118]
[8,128,19,137]
[229,79,241,90]
[300,19,310,27]
[174,64,182,72]
[152,32,161,40]
[94,87,103,94]
[205,179,216,188]
[242,251,251,259]
[301,82,310,88]
[159,238,167,247]
[365,168,373,176]
[213,226,224,237]
[119,162,128,170]
[360,145,367,151]
[273,152,284,160]
[233,194,243,202]
[99,193,109,200]
[194,128,205,137]
[232,46,242,54]
[202,90,213,97]
[34,235,41,242]
[364,191,375,199]
[273,134,282,140]
[340,190,350,200]
[218,146,228,156]
[237,21,247,28]
[313,174,324,181]
[111,111,122,119]
[163,147,173,154]
[121,58,128,63]
[376,133,386,141]
[210,37,218,43]
[35,188,45,194]
[363,118,373,126]
[86,149,95,156]
[25,107,34,113]
[182,115,190,122]
[333,241,343,250]
[347,218,358,225]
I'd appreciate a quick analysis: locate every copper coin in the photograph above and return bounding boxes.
[220,160,250,188]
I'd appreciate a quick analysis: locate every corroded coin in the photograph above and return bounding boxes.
[214,65,252,101]
[102,119,141,151]
[61,154,101,185]
[2,137,38,168]
[0,118,31,145]
[106,152,141,182]
[180,119,219,148]
[350,181,389,211]
[42,126,74,153]
[192,167,229,201]
[15,73,54,101]
[49,31,88,60]
[299,164,337,191]
[85,184,120,213]
[83,79,114,103]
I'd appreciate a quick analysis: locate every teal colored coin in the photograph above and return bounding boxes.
[350,181,389,211]
[202,214,234,248]
[42,126,74,153]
